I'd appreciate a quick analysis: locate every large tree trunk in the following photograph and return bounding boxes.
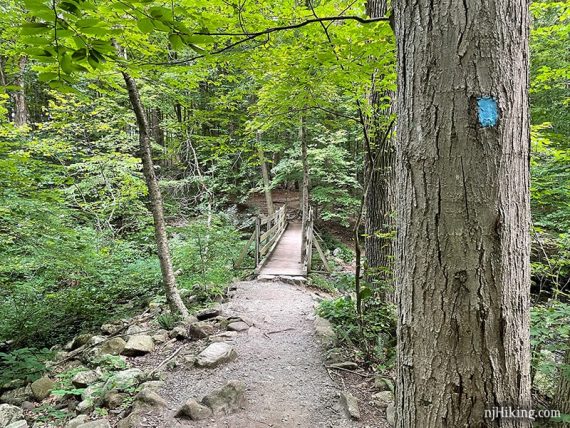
[13,56,29,127]
[300,116,310,259]
[121,71,189,318]
[257,131,274,217]
[364,0,395,299]
[556,339,570,420]
[393,1,531,426]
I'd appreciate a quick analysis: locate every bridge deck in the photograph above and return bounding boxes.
[258,222,304,277]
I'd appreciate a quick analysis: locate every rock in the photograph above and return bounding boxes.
[0,404,23,428]
[139,381,164,391]
[226,321,249,332]
[71,334,93,350]
[176,399,212,421]
[103,391,125,409]
[210,332,238,342]
[72,370,100,388]
[125,325,144,337]
[99,337,126,356]
[103,369,144,391]
[81,383,103,402]
[188,322,215,339]
[101,323,122,336]
[76,420,111,428]
[122,335,154,356]
[325,348,344,364]
[340,392,360,420]
[196,307,221,321]
[328,361,358,370]
[169,326,188,340]
[88,336,106,347]
[19,402,33,412]
[0,386,31,406]
[195,343,237,368]
[374,376,393,392]
[314,316,336,346]
[151,332,169,344]
[372,391,394,408]
[65,415,89,428]
[134,390,167,409]
[201,380,246,415]
[5,421,27,428]
[30,376,55,401]
[117,411,142,428]
[386,403,395,426]
[76,399,94,414]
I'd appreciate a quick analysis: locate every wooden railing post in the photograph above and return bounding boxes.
[255,217,261,267]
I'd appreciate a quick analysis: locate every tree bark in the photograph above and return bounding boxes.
[257,131,275,217]
[364,0,396,299]
[393,0,531,426]
[300,116,310,259]
[13,56,29,127]
[121,70,189,318]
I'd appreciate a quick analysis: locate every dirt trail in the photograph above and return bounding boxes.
[150,280,367,428]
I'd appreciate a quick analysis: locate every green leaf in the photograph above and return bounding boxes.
[21,22,50,35]
[71,48,87,61]
[136,18,154,34]
[168,34,184,50]
[38,72,59,82]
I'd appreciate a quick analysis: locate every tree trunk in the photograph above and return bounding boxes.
[257,131,274,217]
[121,70,189,318]
[300,116,310,259]
[556,339,570,420]
[393,0,531,426]
[364,0,396,299]
[13,56,29,127]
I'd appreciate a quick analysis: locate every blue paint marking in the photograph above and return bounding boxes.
[477,97,498,128]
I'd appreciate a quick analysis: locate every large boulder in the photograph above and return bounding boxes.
[201,380,246,415]
[372,391,394,409]
[0,404,23,428]
[176,399,212,421]
[30,376,55,401]
[70,334,93,350]
[133,389,167,409]
[122,335,154,356]
[195,343,237,368]
[314,316,336,346]
[99,337,126,356]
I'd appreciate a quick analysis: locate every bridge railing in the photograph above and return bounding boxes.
[302,206,331,275]
[235,205,287,271]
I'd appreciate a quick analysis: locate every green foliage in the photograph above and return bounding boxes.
[318,294,396,367]
[157,312,181,331]
[0,347,52,385]
[530,300,570,396]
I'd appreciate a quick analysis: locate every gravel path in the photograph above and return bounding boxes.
[151,280,363,427]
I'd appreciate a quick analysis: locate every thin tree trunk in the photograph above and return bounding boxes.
[121,70,188,318]
[364,0,396,300]
[13,56,29,127]
[393,0,531,426]
[556,339,570,421]
[257,131,274,217]
[300,116,310,259]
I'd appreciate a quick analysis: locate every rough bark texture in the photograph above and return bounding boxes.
[393,1,531,427]
[13,56,29,127]
[364,0,396,297]
[257,132,275,217]
[556,339,570,419]
[300,116,310,260]
[121,71,189,318]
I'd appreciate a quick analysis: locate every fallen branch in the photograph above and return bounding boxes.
[148,345,184,376]
[324,365,373,377]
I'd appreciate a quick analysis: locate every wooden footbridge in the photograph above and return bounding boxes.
[235,205,330,280]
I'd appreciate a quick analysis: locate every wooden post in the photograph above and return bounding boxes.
[255,218,261,267]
